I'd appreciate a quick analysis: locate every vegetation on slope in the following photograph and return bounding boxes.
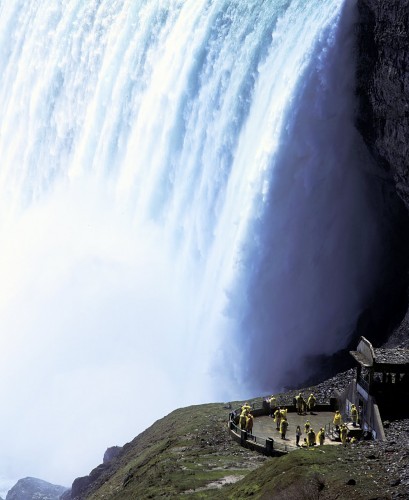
[76,394,403,500]
[82,400,266,499]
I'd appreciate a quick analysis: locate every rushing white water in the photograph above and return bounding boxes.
[0,0,384,490]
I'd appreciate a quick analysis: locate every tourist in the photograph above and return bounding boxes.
[333,410,342,431]
[317,427,325,446]
[295,425,302,446]
[274,407,282,430]
[295,393,304,415]
[307,393,316,414]
[280,418,288,439]
[269,395,277,417]
[351,404,358,427]
[307,428,316,446]
[340,424,348,446]
[241,402,251,413]
[239,409,248,430]
[246,412,254,435]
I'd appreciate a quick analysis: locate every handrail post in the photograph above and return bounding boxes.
[240,429,247,445]
[266,438,274,455]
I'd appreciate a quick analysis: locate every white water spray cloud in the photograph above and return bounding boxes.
[0,178,214,486]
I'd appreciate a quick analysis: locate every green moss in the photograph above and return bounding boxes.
[85,402,391,500]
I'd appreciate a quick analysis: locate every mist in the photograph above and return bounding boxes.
[0,177,218,488]
[0,0,386,492]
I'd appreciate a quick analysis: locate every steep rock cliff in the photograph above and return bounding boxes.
[357,0,409,199]
[356,0,409,347]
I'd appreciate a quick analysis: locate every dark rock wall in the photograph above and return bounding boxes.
[356,0,409,197]
[356,0,409,348]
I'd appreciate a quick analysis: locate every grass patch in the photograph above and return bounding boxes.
[84,401,392,499]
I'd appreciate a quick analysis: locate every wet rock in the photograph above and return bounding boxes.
[356,0,409,350]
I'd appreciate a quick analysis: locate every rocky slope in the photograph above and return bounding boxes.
[58,369,409,499]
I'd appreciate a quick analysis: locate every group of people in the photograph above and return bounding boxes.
[295,392,316,415]
[333,404,359,429]
[238,395,361,446]
[295,425,326,447]
[333,407,359,445]
[239,402,254,434]
[268,392,317,413]
[268,397,324,445]
[266,393,319,441]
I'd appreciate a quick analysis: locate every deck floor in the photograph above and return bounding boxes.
[252,412,343,450]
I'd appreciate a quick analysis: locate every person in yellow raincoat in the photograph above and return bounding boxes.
[351,404,358,427]
[307,393,316,414]
[241,402,251,413]
[269,396,277,417]
[280,418,288,439]
[274,407,282,430]
[239,409,248,429]
[340,424,348,446]
[333,410,342,431]
[295,393,305,415]
[307,428,316,446]
[316,427,325,445]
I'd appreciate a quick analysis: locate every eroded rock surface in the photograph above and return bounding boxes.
[356,0,409,350]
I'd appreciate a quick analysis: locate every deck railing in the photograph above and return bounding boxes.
[228,398,338,455]
[228,402,291,455]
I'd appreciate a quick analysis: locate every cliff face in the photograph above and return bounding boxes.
[356,0,409,199]
[356,0,409,347]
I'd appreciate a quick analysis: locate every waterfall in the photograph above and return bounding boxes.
[0,0,383,489]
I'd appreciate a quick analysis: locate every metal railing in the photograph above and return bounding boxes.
[228,398,342,454]
[228,403,289,455]
[324,421,337,439]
